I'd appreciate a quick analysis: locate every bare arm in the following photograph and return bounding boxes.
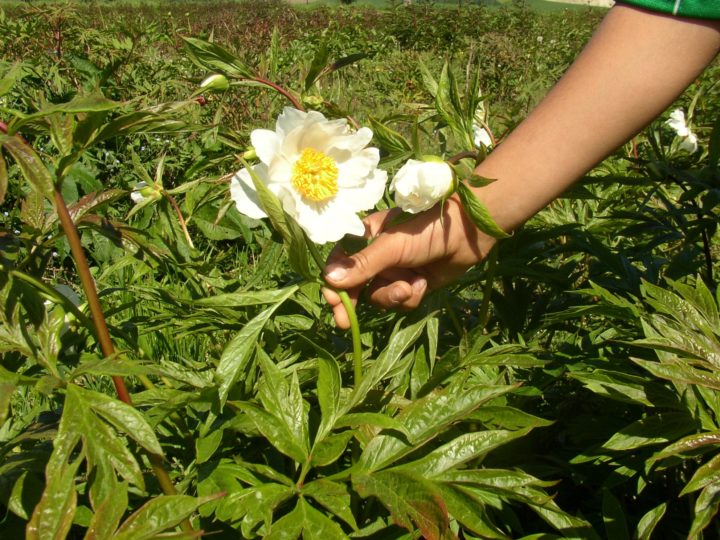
[324,5,720,329]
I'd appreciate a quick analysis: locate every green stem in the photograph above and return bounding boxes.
[304,234,364,386]
[338,290,363,386]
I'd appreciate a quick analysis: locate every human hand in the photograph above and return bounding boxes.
[322,197,496,329]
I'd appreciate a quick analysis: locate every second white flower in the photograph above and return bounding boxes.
[390,159,454,214]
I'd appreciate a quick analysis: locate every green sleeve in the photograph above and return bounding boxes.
[617,0,720,19]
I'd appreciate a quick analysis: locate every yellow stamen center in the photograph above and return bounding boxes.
[291,148,339,202]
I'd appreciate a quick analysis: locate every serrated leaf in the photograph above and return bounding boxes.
[216,285,298,405]
[456,182,510,239]
[353,469,452,540]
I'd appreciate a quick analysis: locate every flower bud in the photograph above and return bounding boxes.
[131,181,162,204]
[200,73,229,93]
[390,157,455,214]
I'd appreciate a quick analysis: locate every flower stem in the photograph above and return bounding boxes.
[338,290,363,386]
[304,234,364,386]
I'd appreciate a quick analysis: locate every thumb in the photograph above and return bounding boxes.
[324,234,404,289]
[324,213,404,290]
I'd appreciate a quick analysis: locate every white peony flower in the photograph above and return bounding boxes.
[230,107,387,244]
[390,158,454,214]
[472,124,493,149]
[130,181,162,204]
[665,109,698,153]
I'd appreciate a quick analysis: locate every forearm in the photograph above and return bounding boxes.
[474,4,720,232]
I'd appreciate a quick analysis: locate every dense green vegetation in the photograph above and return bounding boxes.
[1,1,719,538]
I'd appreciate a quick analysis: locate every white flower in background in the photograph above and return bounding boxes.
[131,181,162,204]
[665,108,698,153]
[390,158,454,214]
[472,124,493,149]
[231,107,387,244]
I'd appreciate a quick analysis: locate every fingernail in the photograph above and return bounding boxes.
[412,278,427,292]
[325,265,347,282]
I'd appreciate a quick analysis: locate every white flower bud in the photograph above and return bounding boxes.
[390,158,454,214]
[665,109,698,154]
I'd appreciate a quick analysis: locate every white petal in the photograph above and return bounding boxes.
[326,127,374,160]
[336,148,381,188]
[293,197,365,243]
[335,168,388,212]
[276,107,308,137]
[679,133,698,153]
[251,129,280,165]
[230,166,268,219]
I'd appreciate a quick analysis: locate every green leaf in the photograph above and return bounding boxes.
[114,494,218,540]
[470,406,553,431]
[688,480,720,538]
[0,133,54,197]
[305,44,329,91]
[456,182,510,239]
[681,453,720,495]
[237,403,308,463]
[7,471,43,520]
[257,352,310,459]
[348,315,431,410]
[632,358,720,391]
[602,489,629,540]
[353,469,452,540]
[183,37,253,78]
[215,483,294,533]
[635,502,666,540]
[334,412,409,436]
[310,430,355,467]
[84,478,128,540]
[651,430,720,463]
[368,117,412,153]
[0,381,15,426]
[302,479,358,530]
[0,150,7,204]
[601,412,694,452]
[316,356,341,441]
[216,285,298,405]
[196,429,224,465]
[26,458,81,540]
[357,382,516,472]
[397,429,531,478]
[77,385,164,456]
[437,484,508,539]
[11,94,119,133]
